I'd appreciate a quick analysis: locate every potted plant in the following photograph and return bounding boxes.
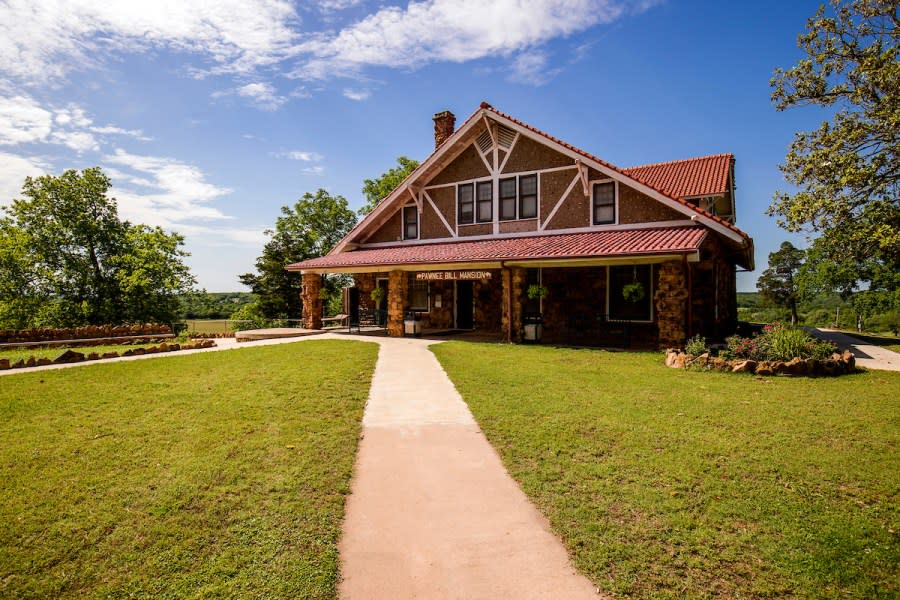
[622,281,645,303]
[370,287,387,326]
[523,284,549,342]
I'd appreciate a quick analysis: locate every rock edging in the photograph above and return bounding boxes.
[664,349,857,377]
[0,340,216,371]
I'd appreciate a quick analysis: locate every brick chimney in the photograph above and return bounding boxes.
[432,110,456,148]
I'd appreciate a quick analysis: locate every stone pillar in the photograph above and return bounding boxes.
[501,267,526,343]
[387,270,408,337]
[301,272,323,330]
[655,260,689,349]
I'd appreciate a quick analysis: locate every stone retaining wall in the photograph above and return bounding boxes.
[664,349,857,377]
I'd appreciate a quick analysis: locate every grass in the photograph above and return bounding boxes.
[0,339,378,599]
[432,342,900,598]
[0,342,161,363]
[184,319,232,334]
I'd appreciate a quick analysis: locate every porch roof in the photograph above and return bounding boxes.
[287,226,708,273]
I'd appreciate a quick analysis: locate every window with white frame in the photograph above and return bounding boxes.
[593,181,616,225]
[403,205,418,239]
[499,177,516,220]
[476,181,492,223]
[519,174,537,219]
[458,183,474,224]
[408,276,429,311]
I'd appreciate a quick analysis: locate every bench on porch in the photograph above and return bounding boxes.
[321,313,349,328]
[564,312,631,348]
[347,308,387,333]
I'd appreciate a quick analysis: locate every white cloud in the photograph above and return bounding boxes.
[0,152,50,205]
[294,0,633,79]
[104,148,234,227]
[0,93,149,152]
[273,150,323,162]
[317,0,363,11]
[342,87,371,101]
[302,165,325,174]
[506,50,561,85]
[0,0,301,85]
[236,82,287,110]
[0,95,53,145]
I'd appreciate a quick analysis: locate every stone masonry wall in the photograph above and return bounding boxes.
[655,260,688,348]
[301,273,322,330]
[501,267,526,342]
[387,269,408,337]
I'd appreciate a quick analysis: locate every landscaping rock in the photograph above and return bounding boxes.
[87,352,100,360]
[731,360,756,373]
[102,352,119,359]
[53,350,85,364]
[842,350,855,371]
[783,357,808,376]
[36,358,52,366]
[0,358,9,370]
[11,359,25,369]
[709,357,729,372]
[755,361,774,376]
[821,359,840,376]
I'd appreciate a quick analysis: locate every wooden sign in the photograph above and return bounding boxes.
[416,270,492,281]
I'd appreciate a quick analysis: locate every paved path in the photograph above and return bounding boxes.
[339,337,599,599]
[810,328,900,372]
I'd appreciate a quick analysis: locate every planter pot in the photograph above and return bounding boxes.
[404,319,422,336]
[523,323,542,343]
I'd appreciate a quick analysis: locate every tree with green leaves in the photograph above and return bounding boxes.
[0,167,195,328]
[758,241,806,325]
[769,0,898,307]
[239,189,357,319]
[358,156,419,216]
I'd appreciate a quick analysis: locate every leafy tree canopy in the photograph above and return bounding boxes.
[239,189,357,319]
[757,241,806,325]
[359,156,419,216]
[0,167,195,328]
[769,0,898,302]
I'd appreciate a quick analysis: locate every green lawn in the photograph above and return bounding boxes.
[0,342,161,364]
[0,339,378,599]
[433,342,900,598]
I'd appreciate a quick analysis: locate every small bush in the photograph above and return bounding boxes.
[684,334,709,355]
[720,322,836,361]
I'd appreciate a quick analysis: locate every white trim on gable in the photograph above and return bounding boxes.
[541,172,581,231]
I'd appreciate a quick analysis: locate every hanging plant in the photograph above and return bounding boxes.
[622,281,645,303]
[527,284,549,300]
[370,287,386,304]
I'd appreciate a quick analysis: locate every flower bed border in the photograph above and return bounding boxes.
[664,349,857,376]
[0,340,216,371]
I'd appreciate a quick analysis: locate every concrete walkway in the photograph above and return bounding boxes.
[810,328,900,372]
[339,337,599,599]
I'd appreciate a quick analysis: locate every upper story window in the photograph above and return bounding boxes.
[499,177,517,221]
[593,181,616,225]
[519,174,537,219]
[476,181,493,223]
[403,205,418,239]
[458,183,474,224]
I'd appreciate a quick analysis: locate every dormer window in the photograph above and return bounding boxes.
[403,205,418,239]
[592,181,616,225]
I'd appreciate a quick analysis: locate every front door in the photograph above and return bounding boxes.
[455,281,474,329]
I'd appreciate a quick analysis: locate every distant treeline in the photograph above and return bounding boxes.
[737,292,898,334]
[179,292,256,319]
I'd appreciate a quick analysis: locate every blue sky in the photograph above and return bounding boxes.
[0,0,827,291]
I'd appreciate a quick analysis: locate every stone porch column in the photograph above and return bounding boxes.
[387,270,408,337]
[501,267,526,343]
[654,260,689,349]
[301,272,323,330]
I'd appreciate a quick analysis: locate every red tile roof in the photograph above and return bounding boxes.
[288,226,707,271]
[623,154,732,199]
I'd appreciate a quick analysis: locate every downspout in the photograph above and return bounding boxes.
[684,254,693,339]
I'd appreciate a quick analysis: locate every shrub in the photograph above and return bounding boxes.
[720,322,836,361]
[684,334,709,356]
